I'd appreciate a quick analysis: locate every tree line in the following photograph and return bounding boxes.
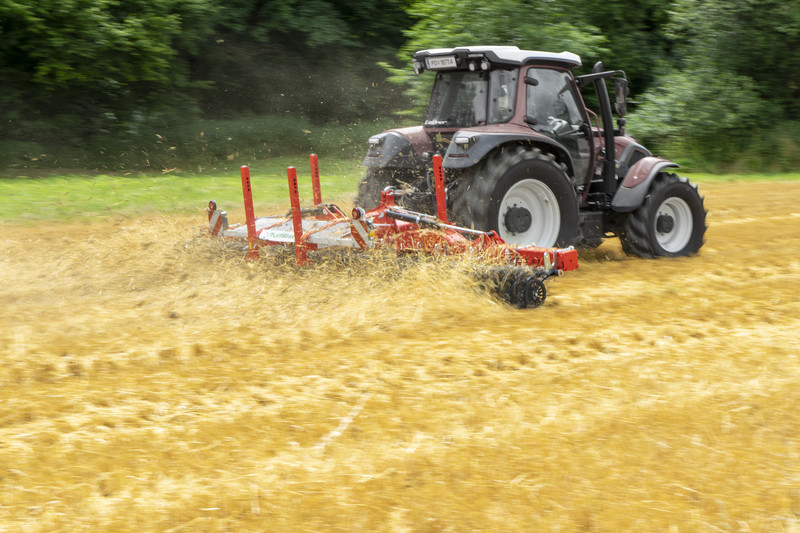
[1,0,798,171]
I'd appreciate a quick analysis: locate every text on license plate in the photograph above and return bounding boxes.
[425,55,457,69]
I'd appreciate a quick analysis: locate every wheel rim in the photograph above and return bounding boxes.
[654,196,693,253]
[498,179,560,246]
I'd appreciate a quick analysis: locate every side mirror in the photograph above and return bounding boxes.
[580,121,592,139]
[614,78,629,117]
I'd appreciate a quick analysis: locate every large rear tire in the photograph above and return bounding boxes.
[619,172,706,257]
[449,145,579,247]
[354,168,431,211]
[354,168,399,209]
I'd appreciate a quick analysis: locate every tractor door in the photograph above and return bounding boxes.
[524,67,593,184]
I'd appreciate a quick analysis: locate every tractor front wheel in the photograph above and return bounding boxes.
[619,172,706,257]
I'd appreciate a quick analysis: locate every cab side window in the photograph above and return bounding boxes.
[526,67,592,180]
[526,68,584,131]
[488,68,517,124]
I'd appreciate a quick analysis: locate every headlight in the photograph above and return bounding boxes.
[453,135,477,150]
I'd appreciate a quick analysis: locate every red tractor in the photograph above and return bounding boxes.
[357,46,706,257]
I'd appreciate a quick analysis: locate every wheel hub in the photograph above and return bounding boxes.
[653,196,694,254]
[656,213,675,234]
[496,177,561,246]
[504,206,532,234]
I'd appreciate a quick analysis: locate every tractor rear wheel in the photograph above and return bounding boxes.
[449,145,579,247]
[355,168,431,211]
[619,172,706,257]
[354,168,399,209]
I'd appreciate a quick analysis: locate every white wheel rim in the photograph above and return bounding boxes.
[498,179,560,246]
[655,196,693,253]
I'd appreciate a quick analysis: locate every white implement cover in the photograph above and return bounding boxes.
[221,216,363,249]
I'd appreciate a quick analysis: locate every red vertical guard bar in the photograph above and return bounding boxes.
[287,166,308,265]
[432,154,448,223]
[309,153,322,206]
[240,165,259,259]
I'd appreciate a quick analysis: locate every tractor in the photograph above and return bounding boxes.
[356,46,706,257]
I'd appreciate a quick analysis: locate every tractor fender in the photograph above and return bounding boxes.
[443,131,573,175]
[611,157,679,212]
[363,127,430,171]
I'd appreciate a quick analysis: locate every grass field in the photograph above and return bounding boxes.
[0,157,364,224]
[2,171,800,532]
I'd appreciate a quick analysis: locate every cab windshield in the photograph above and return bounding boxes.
[425,68,517,128]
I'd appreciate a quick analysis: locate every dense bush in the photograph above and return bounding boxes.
[0,0,411,172]
[627,67,770,170]
[2,0,799,173]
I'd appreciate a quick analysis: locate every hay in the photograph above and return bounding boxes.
[2,181,800,531]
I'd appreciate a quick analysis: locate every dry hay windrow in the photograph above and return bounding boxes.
[1,180,800,532]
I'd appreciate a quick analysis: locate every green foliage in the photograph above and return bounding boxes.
[184,0,413,123]
[0,0,414,159]
[570,0,671,90]
[215,0,409,50]
[2,0,800,173]
[0,0,218,89]
[667,0,800,117]
[0,0,218,144]
[628,0,800,170]
[628,67,768,168]
[0,0,213,85]
[402,0,606,54]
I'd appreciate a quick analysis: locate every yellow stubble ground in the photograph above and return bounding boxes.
[1,180,800,532]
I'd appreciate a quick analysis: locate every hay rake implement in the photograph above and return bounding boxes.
[206,154,578,308]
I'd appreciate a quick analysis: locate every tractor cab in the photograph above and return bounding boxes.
[414,47,596,184]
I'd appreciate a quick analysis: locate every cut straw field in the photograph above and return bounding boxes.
[1,179,800,532]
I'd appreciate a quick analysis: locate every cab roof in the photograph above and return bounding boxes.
[413,46,582,71]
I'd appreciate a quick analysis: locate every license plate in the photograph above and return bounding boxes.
[425,55,457,69]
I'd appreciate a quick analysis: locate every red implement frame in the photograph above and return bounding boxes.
[210,157,578,273]
[240,165,259,260]
[432,154,448,223]
[287,166,308,265]
[309,153,322,206]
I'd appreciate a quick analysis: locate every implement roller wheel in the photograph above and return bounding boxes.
[522,276,547,308]
[476,265,549,309]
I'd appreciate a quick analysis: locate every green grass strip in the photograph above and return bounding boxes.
[3,160,799,225]
[0,158,364,224]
